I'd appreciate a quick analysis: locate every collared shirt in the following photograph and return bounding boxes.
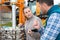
[39,13,60,40]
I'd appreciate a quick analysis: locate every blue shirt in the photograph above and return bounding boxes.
[39,13,60,40]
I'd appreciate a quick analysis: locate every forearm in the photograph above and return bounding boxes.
[40,13,60,40]
[38,26,44,35]
[30,32,40,39]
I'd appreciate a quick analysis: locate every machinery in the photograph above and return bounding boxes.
[0,0,26,40]
[0,0,47,40]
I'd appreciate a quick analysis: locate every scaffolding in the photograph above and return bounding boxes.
[0,0,26,40]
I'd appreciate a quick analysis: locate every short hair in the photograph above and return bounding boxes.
[23,6,31,13]
[23,7,31,11]
[37,0,54,6]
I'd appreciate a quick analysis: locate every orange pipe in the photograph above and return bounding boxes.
[16,0,25,24]
[0,0,4,4]
[0,0,9,4]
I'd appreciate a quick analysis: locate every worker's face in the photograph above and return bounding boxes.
[39,3,47,14]
[24,8,33,19]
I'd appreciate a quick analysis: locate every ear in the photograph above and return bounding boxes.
[42,3,48,10]
[43,3,48,7]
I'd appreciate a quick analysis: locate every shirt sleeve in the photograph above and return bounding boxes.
[38,26,44,35]
[40,13,60,40]
[36,18,44,35]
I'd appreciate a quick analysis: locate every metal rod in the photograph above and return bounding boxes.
[12,4,16,29]
[11,0,16,29]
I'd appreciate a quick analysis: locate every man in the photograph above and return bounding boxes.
[33,0,60,40]
[19,7,43,40]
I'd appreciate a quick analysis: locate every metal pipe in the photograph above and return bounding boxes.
[12,5,16,29]
[11,0,16,29]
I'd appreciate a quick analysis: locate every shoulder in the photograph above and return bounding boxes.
[50,13,60,17]
[49,13,60,20]
[34,16,41,20]
[34,16,42,24]
[48,13,60,23]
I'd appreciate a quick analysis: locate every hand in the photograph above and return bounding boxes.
[33,20,40,30]
[18,23,23,27]
[28,29,33,36]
